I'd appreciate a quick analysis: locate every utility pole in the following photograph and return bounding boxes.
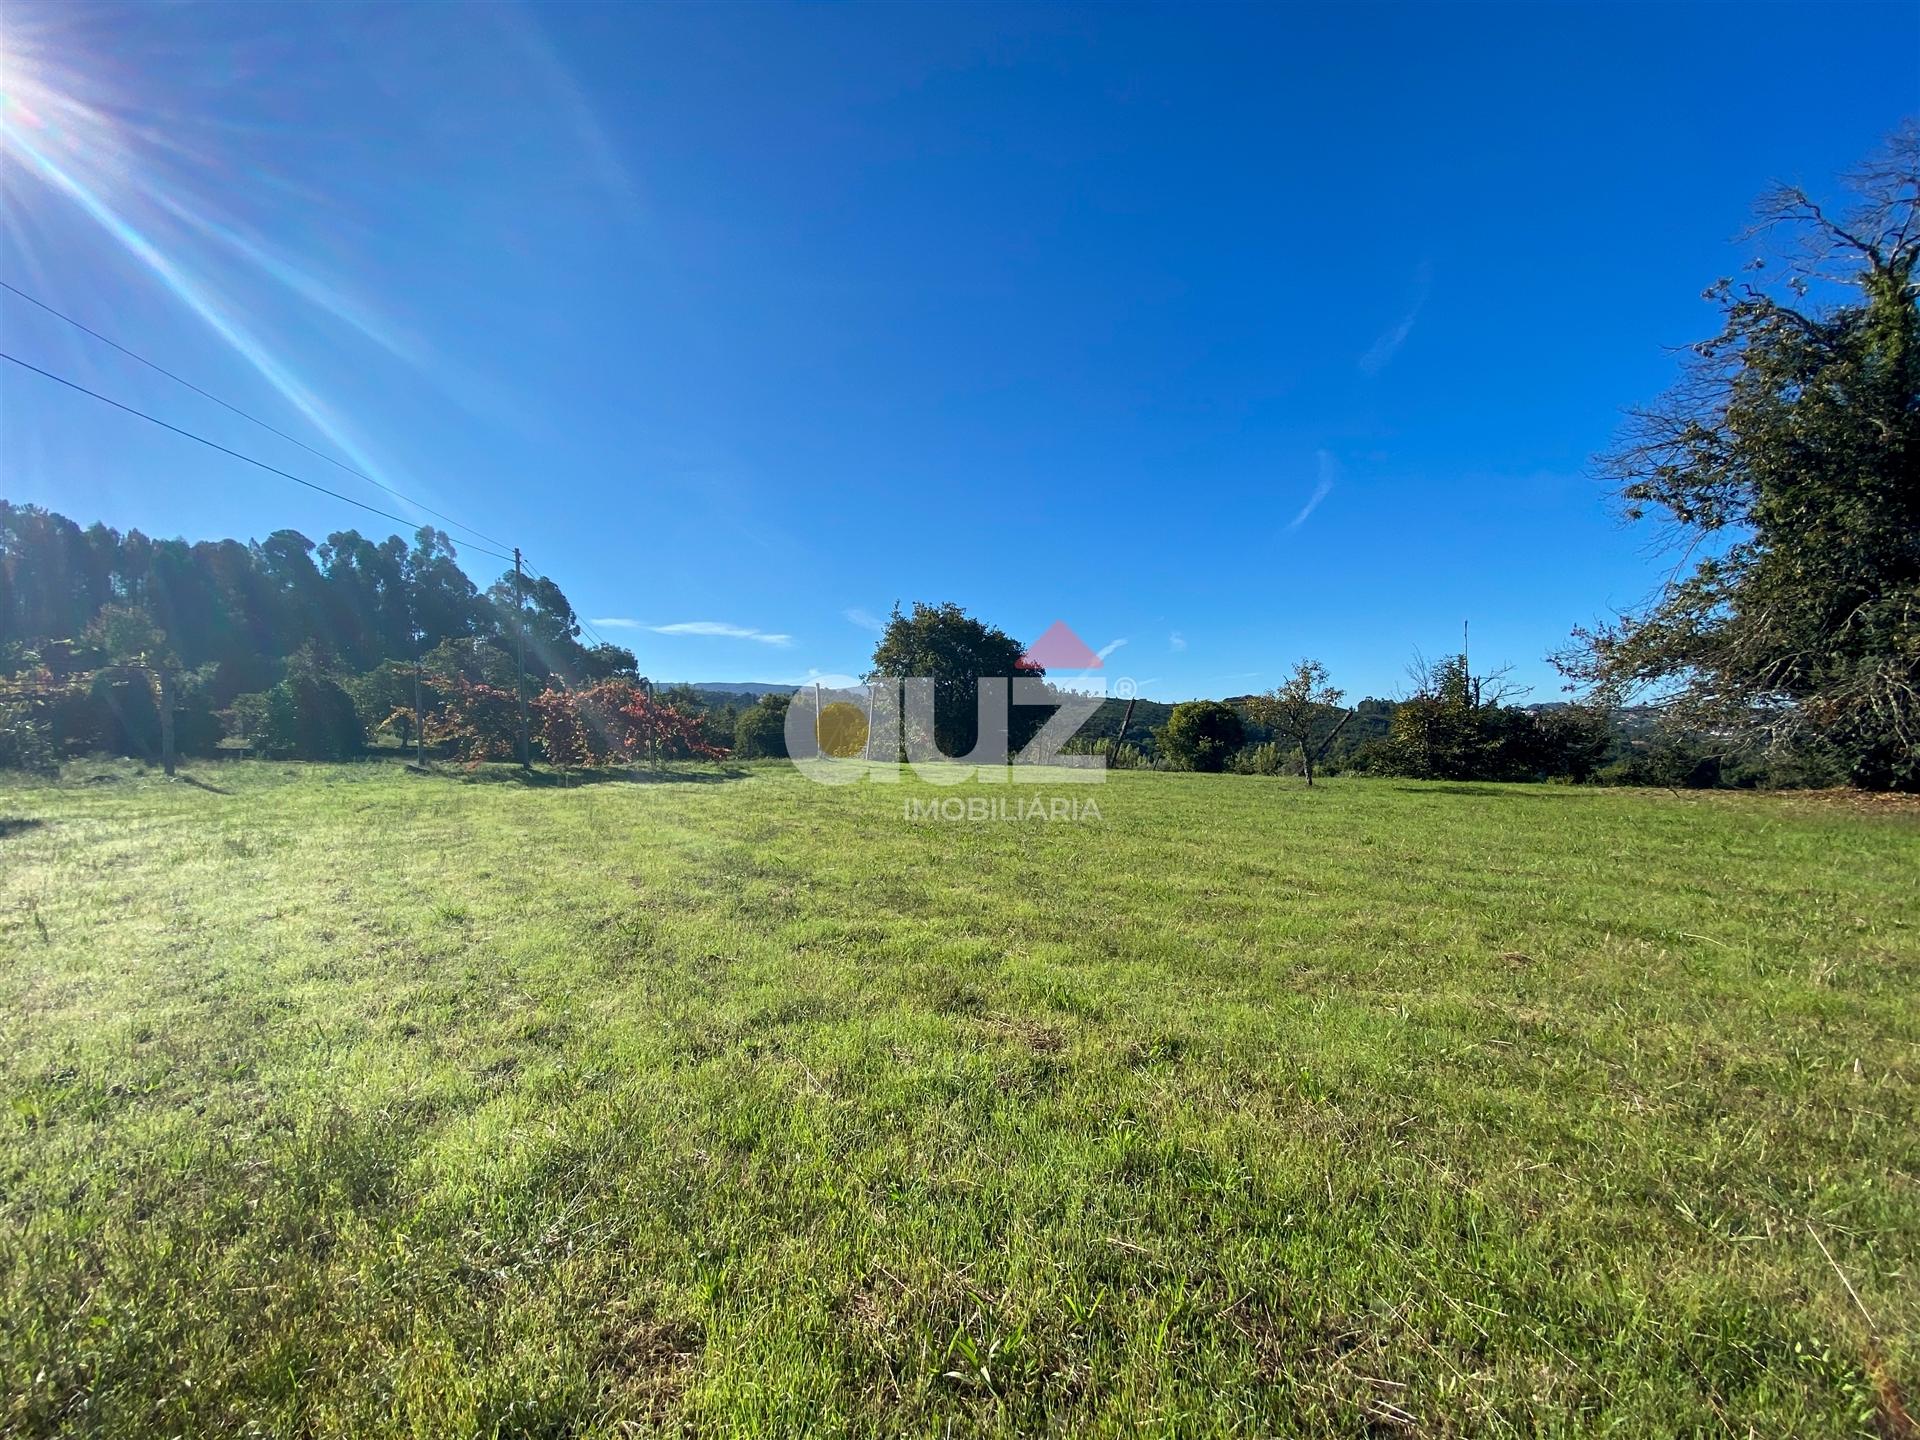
[514,547,529,769]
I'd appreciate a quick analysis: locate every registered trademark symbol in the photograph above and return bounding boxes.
[1113,677,1138,700]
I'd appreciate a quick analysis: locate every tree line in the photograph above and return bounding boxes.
[0,503,682,769]
[3,131,1914,788]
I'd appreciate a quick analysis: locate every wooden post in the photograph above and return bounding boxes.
[514,547,530,769]
[1111,695,1137,765]
[155,666,176,777]
[410,572,427,769]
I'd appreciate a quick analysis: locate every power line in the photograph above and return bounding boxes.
[0,278,514,553]
[4,286,620,661]
[0,350,517,564]
[522,557,616,653]
[4,349,614,658]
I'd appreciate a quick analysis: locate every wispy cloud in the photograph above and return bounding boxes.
[592,619,794,646]
[1286,450,1338,533]
[492,4,641,230]
[1359,260,1433,376]
[1169,631,1187,653]
[843,607,885,634]
[1096,637,1129,661]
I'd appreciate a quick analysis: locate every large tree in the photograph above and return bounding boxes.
[1561,130,1920,789]
[866,601,1042,760]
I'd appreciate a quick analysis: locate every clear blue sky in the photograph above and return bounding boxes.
[2,2,1913,699]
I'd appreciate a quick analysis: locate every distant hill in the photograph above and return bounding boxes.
[675,682,801,700]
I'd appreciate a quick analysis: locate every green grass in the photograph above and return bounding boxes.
[1,759,1915,1438]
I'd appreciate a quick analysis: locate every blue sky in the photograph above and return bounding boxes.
[1,2,1913,700]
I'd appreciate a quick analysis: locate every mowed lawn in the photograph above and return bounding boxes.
[1,761,1915,1438]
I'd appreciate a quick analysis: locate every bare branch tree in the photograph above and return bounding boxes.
[1248,659,1354,787]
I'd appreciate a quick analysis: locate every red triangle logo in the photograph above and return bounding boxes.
[1022,620,1102,671]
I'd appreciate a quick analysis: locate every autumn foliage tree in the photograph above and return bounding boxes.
[542,680,727,769]
[415,676,726,772]
[408,673,521,768]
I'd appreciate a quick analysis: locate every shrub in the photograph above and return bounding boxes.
[1155,701,1245,772]
[0,702,58,774]
[734,695,790,760]
[1232,741,1289,776]
[229,676,365,760]
[1527,705,1614,782]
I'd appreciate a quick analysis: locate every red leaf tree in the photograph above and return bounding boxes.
[426,676,728,771]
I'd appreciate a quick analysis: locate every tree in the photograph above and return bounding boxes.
[1365,654,1530,781]
[1156,700,1244,772]
[488,570,590,684]
[414,672,520,767]
[349,660,427,746]
[318,530,410,669]
[253,530,328,655]
[581,642,638,682]
[866,602,1042,759]
[1559,129,1920,790]
[84,605,192,774]
[231,644,365,760]
[1246,659,1354,786]
[420,637,516,691]
[86,605,170,667]
[0,503,107,646]
[405,528,489,650]
[734,693,791,759]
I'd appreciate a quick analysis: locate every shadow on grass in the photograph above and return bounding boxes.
[174,773,233,795]
[439,764,752,789]
[1389,783,1579,799]
[0,817,45,839]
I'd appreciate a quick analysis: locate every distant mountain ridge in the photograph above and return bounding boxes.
[674,682,802,700]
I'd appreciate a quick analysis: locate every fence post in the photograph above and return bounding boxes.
[154,666,176,777]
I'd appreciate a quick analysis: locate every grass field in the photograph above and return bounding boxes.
[1,760,1915,1438]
